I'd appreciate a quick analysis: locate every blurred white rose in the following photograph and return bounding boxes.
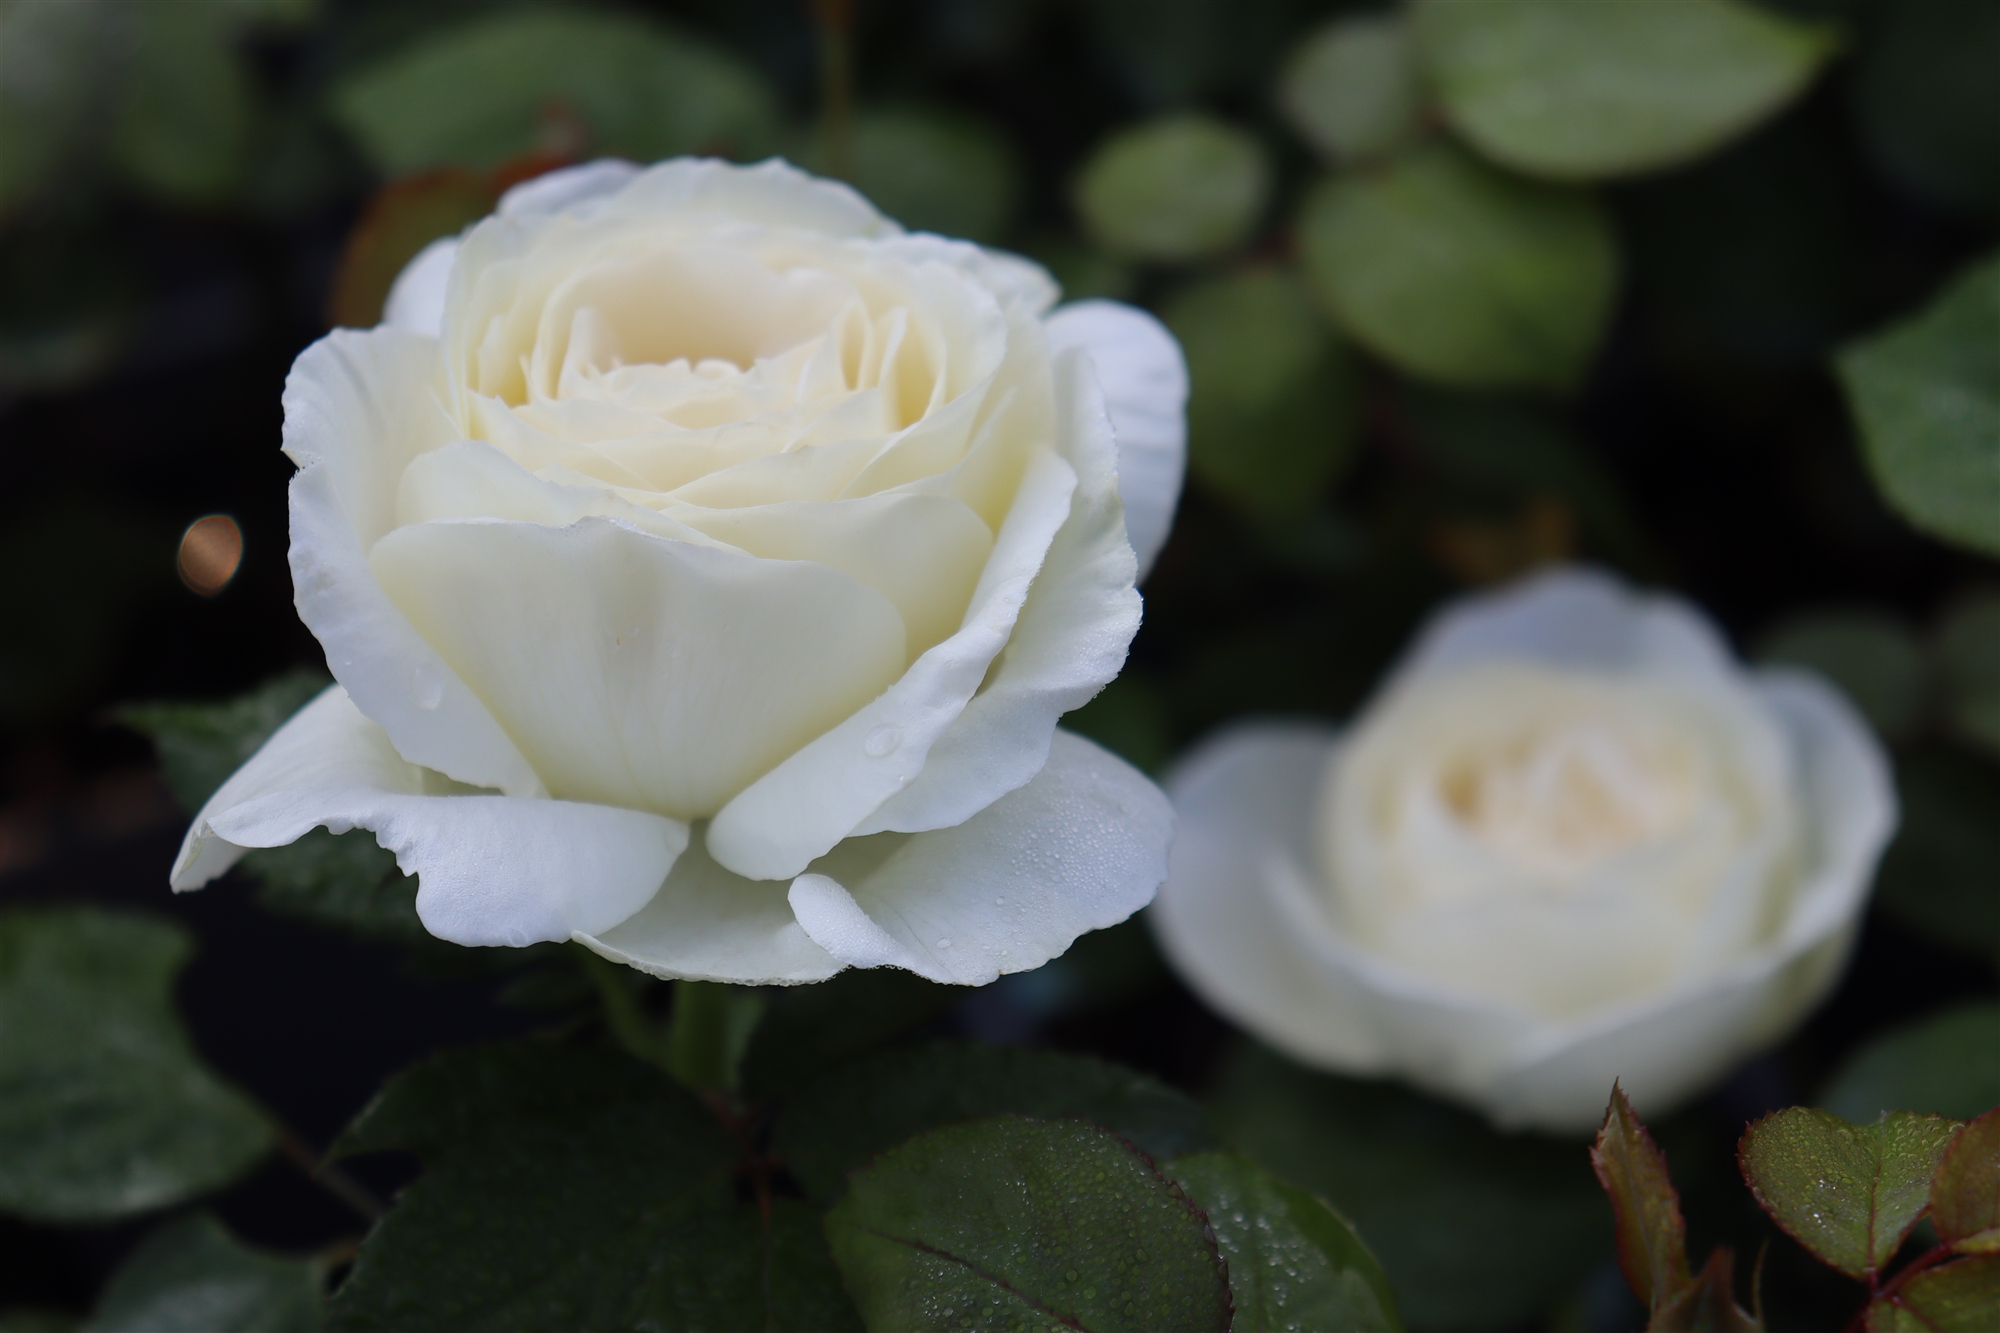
[172,157,1188,986]
[1153,567,1894,1131]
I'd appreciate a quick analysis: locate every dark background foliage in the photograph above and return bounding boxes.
[3,0,1998,1329]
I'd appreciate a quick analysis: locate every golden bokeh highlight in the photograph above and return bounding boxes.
[177,514,244,596]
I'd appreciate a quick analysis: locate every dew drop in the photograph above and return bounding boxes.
[864,724,902,757]
[410,665,444,710]
[936,938,952,949]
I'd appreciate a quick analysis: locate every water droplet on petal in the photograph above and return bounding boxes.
[935,938,951,949]
[864,724,902,757]
[411,665,444,709]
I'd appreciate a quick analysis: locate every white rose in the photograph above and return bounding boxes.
[171,157,1188,987]
[1152,567,1895,1130]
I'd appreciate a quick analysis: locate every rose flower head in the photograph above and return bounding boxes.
[1153,567,1895,1131]
[172,158,1188,986]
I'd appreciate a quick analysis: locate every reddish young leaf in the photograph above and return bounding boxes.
[1864,1254,2000,1331]
[1932,1107,2000,1255]
[1648,1247,1763,1333]
[1739,1108,1962,1280]
[1591,1083,1691,1309]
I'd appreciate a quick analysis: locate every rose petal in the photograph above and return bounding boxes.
[575,826,842,985]
[703,446,1079,880]
[171,686,686,947]
[786,729,1172,985]
[284,327,547,797]
[1395,565,1742,690]
[382,237,458,337]
[497,158,641,219]
[1044,300,1187,579]
[851,344,1141,838]
[369,513,908,822]
[607,156,897,240]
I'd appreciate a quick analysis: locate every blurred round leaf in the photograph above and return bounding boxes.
[1758,608,1928,740]
[1414,0,1839,180]
[1163,264,1359,513]
[1870,746,2000,970]
[1299,140,1618,392]
[0,0,115,215]
[1074,114,1272,263]
[1821,1002,2000,1123]
[110,5,256,206]
[1278,14,1423,164]
[836,108,1020,243]
[0,910,271,1224]
[1838,252,2000,558]
[88,1213,323,1333]
[1850,0,2000,217]
[330,9,780,176]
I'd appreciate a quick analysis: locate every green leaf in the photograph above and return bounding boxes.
[120,669,330,813]
[1648,1248,1764,1333]
[1849,0,2000,218]
[664,979,764,1094]
[1299,140,1618,393]
[1162,265,1360,514]
[328,1042,857,1332]
[1210,1045,1606,1332]
[1277,16,1423,164]
[1930,1107,2000,1254]
[0,909,270,1223]
[1074,115,1272,263]
[86,1213,322,1333]
[1838,252,2000,557]
[1757,608,1928,741]
[824,1116,1231,1333]
[1824,1004,2000,1125]
[1870,750,2000,969]
[0,0,113,215]
[329,9,780,176]
[1413,0,1838,180]
[775,1039,1214,1204]
[1739,1107,1962,1280]
[1166,1151,1402,1333]
[110,4,256,206]
[1864,1254,2000,1331]
[842,108,1020,244]
[239,831,422,945]
[1589,1084,1690,1310]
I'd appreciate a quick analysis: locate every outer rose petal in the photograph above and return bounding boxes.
[1395,565,1742,689]
[497,158,642,219]
[604,156,897,240]
[285,327,547,798]
[172,686,687,948]
[574,829,843,985]
[1043,300,1188,579]
[703,448,1080,880]
[382,237,457,337]
[1153,670,1894,1132]
[851,345,1144,838]
[786,730,1172,985]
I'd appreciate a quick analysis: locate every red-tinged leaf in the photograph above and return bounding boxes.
[1647,1248,1763,1333]
[1933,1107,2000,1254]
[1864,1254,2000,1331]
[1739,1108,1962,1280]
[1591,1083,1691,1308]
[325,168,498,329]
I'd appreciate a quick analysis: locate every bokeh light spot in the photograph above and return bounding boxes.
[177,514,243,596]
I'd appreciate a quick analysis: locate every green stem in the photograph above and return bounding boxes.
[579,946,670,1070]
[666,980,767,1095]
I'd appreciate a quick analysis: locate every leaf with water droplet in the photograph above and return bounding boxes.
[1739,1106,1962,1280]
[1931,1107,2000,1255]
[774,1040,1214,1204]
[328,1042,858,1331]
[826,1116,1230,1333]
[1168,1151,1402,1332]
